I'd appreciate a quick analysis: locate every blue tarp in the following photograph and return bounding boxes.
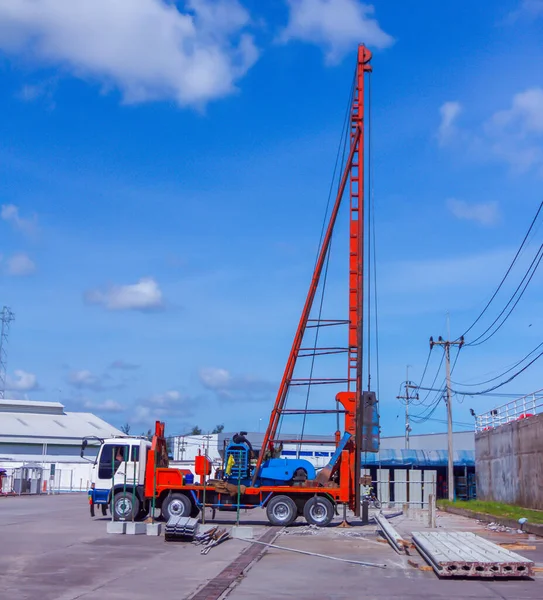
[362,449,474,467]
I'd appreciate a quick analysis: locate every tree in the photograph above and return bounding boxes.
[120,423,131,435]
[212,424,224,434]
[190,426,202,435]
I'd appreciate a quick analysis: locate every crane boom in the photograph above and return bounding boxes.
[253,45,373,510]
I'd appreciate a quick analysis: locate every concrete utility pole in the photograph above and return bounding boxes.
[429,335,464,501]
[396,365,418,449]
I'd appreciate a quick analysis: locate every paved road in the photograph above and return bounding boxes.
[1,494,542,600]
[230,510,543,600]
[0,494,258,600]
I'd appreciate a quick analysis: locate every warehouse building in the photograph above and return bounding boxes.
[0,398,123,494]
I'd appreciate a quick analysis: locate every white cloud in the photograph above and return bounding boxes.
[6,369,39,392]
[280,0,393,64]
[5,252,36,276]
[131,389,195,425]
[109,359,140,370]
[489,88,543,135]
[0,0,258,108]
[1,204,38,236]
[68,369,104,391]
[437,101,462,146]
[148,390,183,406]
[85,277,164,311]
[199,366,274,401]
[507,0,543,22]
[83,398,124,413]
[447,199,501,227]
[437,88,543,174]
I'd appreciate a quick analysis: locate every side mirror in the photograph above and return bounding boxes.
[80,439,88,458]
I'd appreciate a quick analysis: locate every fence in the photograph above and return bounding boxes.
[476,389,543,432]
[363,468,437,508]
[0,465,90,495]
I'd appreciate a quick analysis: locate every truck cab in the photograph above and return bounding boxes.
[82,436,151,519]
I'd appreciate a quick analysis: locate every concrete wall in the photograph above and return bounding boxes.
[475,413,543,509]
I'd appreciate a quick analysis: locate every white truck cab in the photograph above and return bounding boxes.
[82,435,151,519]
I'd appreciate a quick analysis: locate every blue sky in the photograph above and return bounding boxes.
[1,0,543,438]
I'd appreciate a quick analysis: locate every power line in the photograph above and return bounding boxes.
[452,340,543,387]
[466,245,543,346]
[459,200,543,339]
[452,348,543,396]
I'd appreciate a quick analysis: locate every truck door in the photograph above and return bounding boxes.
[96,444,139,490]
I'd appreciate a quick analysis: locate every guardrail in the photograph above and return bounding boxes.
[475,389,543,432]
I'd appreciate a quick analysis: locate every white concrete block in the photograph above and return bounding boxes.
[125,522,146,535]
[146,522,163,536]
[231,525,253,540]
[107,521,126,534]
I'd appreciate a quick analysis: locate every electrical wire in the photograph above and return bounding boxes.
[452,347,543,396]
[413,351,445,405]
[467,245,543,346]
[298,239,334,454]
[367,67,372,391]
[414,348,433,395]
[452,340,543,387]
[459,200,543,339]
[281,68,355,443]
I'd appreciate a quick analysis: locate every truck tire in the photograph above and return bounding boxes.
[303,496,334,527]
[113,491,140,521]
[266,495,297,526]
[161,493,192,521]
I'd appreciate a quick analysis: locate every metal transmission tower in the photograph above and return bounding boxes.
[0,306,15,399]
[429,335,464,501]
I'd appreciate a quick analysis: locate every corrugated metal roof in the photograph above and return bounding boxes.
[362,449,475,467]
[0,407,123,445]
[0,399,64,414]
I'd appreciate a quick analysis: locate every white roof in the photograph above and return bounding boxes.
[0,399,123,445]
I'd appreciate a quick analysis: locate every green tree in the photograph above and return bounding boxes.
[190,426,202,435]
[212,424,224,434]
[120,423,131,435]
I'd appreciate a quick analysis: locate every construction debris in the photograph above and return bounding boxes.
[241,538,387,569]
[412,531,534,578]
[375,513,409,554]
[193,527,231,554]
[164,516,199,542]
[483,521,524,534]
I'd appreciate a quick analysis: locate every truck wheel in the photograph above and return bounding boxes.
[303,496,334,527]
[266,495,297,526]
[113,491,140,521]
[161,493,192,521]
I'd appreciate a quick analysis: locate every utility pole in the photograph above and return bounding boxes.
[429,335,464,501]
[396,365,418,449]
[0,306,15,399]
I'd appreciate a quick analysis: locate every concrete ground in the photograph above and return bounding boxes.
[1,494,542,600]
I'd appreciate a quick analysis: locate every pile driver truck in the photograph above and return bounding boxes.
[83,44,379,527]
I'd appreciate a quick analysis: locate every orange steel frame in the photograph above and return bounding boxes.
[142,46,373,514]
[252,45,373,514]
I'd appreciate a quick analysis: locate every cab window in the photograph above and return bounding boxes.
[98,444,128,479]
